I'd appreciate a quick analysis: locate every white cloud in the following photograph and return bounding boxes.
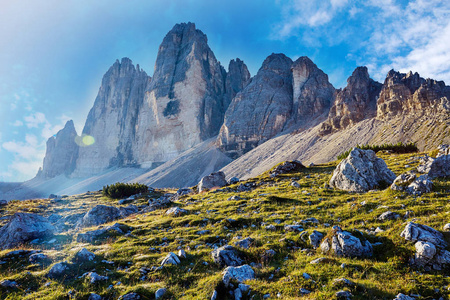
[24,112,47,128]
[12,120,23,126]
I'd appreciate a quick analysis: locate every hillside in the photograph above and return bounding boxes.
[0,151,449,299]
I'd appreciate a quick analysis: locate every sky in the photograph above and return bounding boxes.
[0,0,449,182]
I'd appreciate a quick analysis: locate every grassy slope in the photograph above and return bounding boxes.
[0,151,449,299]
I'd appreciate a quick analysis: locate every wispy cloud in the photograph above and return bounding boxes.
[272,0,450,83]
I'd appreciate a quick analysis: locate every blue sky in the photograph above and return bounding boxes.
[1,0,449,182]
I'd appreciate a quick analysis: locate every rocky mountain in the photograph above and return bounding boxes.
[217,55,335,159]
[2,22,449,201]
[39,120,79,178]
[73,58,151,176]
[320,66,382,135]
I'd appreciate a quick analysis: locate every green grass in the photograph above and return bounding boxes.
[0,150,449,299]
[337,142,419,160]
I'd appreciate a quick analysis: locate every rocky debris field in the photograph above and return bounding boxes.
[0,150,449,299]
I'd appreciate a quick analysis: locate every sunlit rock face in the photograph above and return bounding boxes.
[377,70,450,118]
[217,55,335,159]
[40,120,79,178]
[320,67,382,135]
[132,22,231,167]
[73,58,151,176]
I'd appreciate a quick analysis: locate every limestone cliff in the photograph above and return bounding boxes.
[73,58,151,176]
[320,67,382,135]
[40,120,79,178]
[132,22,231,167]
[217,53,294,159]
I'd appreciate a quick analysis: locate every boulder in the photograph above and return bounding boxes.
[391,172,433,195]
[86,272,108,284]
[443,223,450,231]
[75,248,96,262]
[119,205,139,218]
[426,155,450,179]
[378,211,400,221]
[78,205,122,228]
[165,207,187,216]
[155,288,167,299]
[269,160,305,177]
[29,253,48,263]
[77,223,132,243]
[400,222,447,248]
[228,177,240,185]
[329,148,396,192]
[176,188,193,196]
[88,294,102,300]
[222,264,255,286]
[161,252,180,266]
[284,225,303,232]
[320,226,372,257]
[198,172,227,192]
[47,262,71,279]
[0,213,55,249]
[119,292,141,300]
[234,237,254,249]
[393,294,414,300]
[437,144,450,157]
[0,280,18,288]
[211,245,244,267]
[390,172,417,191]
[309,230,324,249]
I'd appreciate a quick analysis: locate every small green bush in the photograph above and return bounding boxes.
[102,182,148,199]
[337,142,418,160]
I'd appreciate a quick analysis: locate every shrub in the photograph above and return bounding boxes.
[102,182,148,199]
[337,142,418,160]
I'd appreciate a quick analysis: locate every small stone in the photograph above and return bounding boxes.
[155,288,167,299]
[178,249,186,259]
[336,290,353,299]
[161,252,180,266]
[443,224,450,231]
[299,288,311,294]
[88,293,102,300]
[75,248,96,262]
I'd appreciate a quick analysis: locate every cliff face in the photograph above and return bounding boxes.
[73,58,151,176]
[320,67,382,135]
[377,70,450,118]
[40,120,79,178]
[131,22,233,167]
[217,55,335,158]
[217,54,294,158]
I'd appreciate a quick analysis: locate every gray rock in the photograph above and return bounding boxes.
[78,205,122,228]
[119,292,141,300]
[88,294,102,300]
[269,161,305,177]
[309,230,324,249]
[222,264,255,286]
[333,278,355,287]
[291,181,301,188]
[406,175,433,195]
[178,249,186,259]
[177,188,193,196]
[119,205,139,218]
[390,172,417,191]
[378,211,400,221]
[0,200,8,206]
[165,207,187,216]
[228,177,240,185]
[161,252,180,266]
[77,223,132,243]
[400,222,447,248]
[0,280,18,288]
[284,225,303,232]
[320,66,381,135]
[336,290,353,299]
[321,226,372,257]
[211,290,218,300]
[443,223,450,231]
[29,253,48,263]
[426,155,450,179]
[75,248,96,262]
[155,288,167,299]
[234,287,242,300]
[329,148,396,192]
[393,294,415,300]
[198,172,227,192]
[47,213,63,223]
[310,257,333,264]
[86,272,108,284]
[0,213,55,249]
[211,245,244,267]
[234,237,254,249]
[40,120,79,178]
[47,262,71,279]
[414,241,437,267]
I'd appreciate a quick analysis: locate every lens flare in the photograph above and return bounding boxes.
[75,134,95,147]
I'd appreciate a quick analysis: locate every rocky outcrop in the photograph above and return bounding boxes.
[73,58,151,176]
[329,148,396,192]
[198,171,227,192]
[320,67,381,135]
[417,155,450,179]
[377,70,450,118]
[224,58,251,108]
[290,56,335,123]
[132,22,230,167]
[320,226,372,257]
[391,172,433,195]
[217,53,294,158]
[0,213,55,249]
[40,120,79,178]
[218,55,335,158]
[211,245,244,267]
